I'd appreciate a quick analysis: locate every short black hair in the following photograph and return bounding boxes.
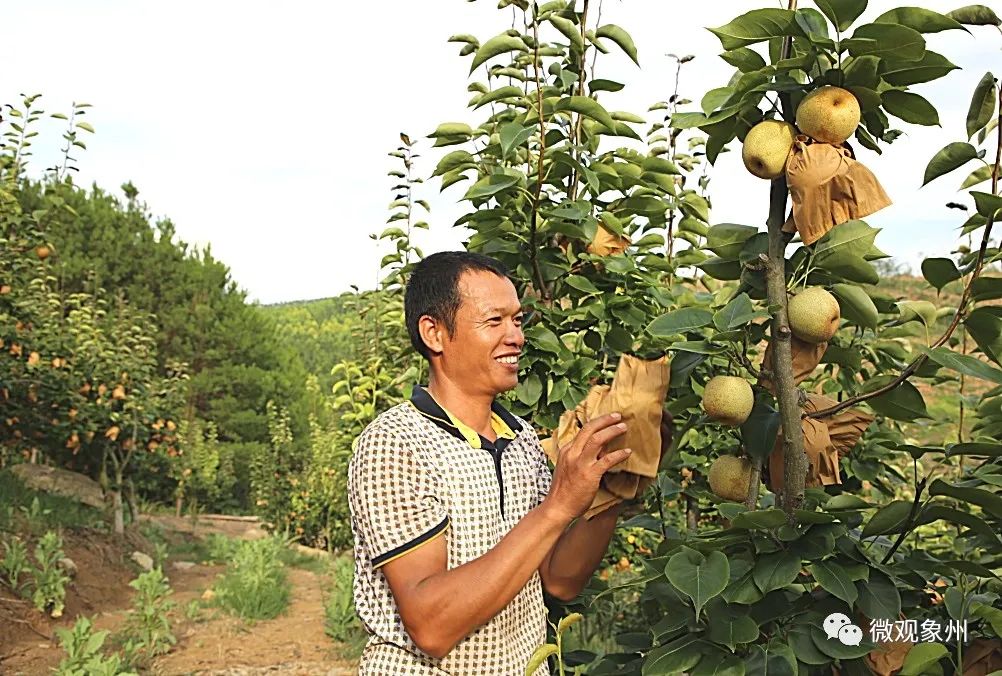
[404,251,509,359]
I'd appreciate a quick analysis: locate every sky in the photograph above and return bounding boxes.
[3,1,999,305]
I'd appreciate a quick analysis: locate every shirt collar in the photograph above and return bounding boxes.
[409,385,521,450]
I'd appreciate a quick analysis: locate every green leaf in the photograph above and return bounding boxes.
[971,601,1002,637]
[846,23,926,62]
[707,223,758,258]
[516,373,543,406]
[972,276,1002,301]
[752,551,801,594]
[972,190,1002,220]
[920,257,962,292]
[595,24,639,65]
[856,571,901,620]
[815,0,867,31]
[499,123,533,160]
[809,560,858,605]
[690,653,746,676]
[709,9,803,50]
[553,96,617,130]
[928,478,1002,518]
[741,400,781,463]
[899,642,948,676]
[921,346,1002,385]
[463,173,519,200]
[642,635,702,675]
[874,7,967,33]
[882,90,940,126]
[865,378,930,421]
[721,47,766,73]
[730,509,788,529]
[946,5,1001,26]
[565,275,600,295]
[843,55,881,88]
[966,307,1002,366]
[707,613,759,652]
[75,121,95,133]
[525,643,558,675]
[813,220,880,268]
[961,164,995,189]
[857,500,913,536]
[666,547,729,621]
[589,78,624,93]
[548,15,583,53]
[882,50,960,87]
[967,72,997,140]
[648,308,714,336]
[713,293,757,330]
[526,325,562,354]
[428,122,474,139]
[831,283,879,330]
[469,33,528,72]
[947,441,1002,458]
[474,85,525,109]
[918,505,1002,542]
[922,142,978,186]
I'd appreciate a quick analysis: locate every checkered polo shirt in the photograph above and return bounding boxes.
[348,385,554,675]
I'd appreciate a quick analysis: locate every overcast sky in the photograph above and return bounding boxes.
[4,1,998,305]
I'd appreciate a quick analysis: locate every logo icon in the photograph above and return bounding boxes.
[824,612,863,646]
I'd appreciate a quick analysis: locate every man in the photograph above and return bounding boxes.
[348,251,647,675]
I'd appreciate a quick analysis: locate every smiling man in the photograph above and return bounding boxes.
[348,251,640,675]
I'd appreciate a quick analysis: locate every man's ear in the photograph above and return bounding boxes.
[418,315,446,355]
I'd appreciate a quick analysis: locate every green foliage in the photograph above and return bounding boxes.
[212,536,291,621]
[30,531,70,617]
[55,616,136,676]
[324,555,365,656]
[0,471,105,534]
[118,567,176,668]
[1,535,30,593]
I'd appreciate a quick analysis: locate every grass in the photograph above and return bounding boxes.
[211,536,291,621]
[0,469,106,534]
[324,554,366,659]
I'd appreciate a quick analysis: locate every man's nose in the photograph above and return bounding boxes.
[507,321,525,347]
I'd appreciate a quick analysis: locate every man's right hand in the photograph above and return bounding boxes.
[544,413,631,523]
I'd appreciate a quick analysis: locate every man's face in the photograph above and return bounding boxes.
[434,270,524,396]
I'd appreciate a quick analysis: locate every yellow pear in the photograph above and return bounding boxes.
[795,86,861,144]
[788,287,841,344]
[742,120,797,179]
[708,456,753,502]
[702,376,754,426]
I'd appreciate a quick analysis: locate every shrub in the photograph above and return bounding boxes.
[1,535,30,594]
[213,536,290,621]
[324,556,364,646]
[54,616,136,676]
[30,531,70,617]
[119,567,176,667]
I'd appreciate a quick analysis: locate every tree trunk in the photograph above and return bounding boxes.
[113,467,125,535]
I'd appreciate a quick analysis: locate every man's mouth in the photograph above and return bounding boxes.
[495,355,519,365]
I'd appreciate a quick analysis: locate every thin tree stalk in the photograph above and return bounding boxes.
[769,0,807,520]
[810,85,1001,420]
[568,0,590,202]
[529,8,551,300]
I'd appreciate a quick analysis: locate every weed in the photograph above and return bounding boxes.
[0,471,105,533]
[324,555,365,657]
[31,531,70,617]
[213,536,290,621]
[1,535,30,594]
[54,616,137,676]
[118,567,176,668]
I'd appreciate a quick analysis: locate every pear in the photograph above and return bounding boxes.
[702,376,754,426]
[742,120,797,179]
[795,86,861,144]
[708,456,753,502]
[788,287,841,344]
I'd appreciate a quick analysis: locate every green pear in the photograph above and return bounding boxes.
[708,456,753,502]
[788,287,841,344]
[702,375,754,426]
[795,86,860,145]
[742,120,797,179]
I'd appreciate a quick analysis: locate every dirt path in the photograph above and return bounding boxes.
[1,516,359,675]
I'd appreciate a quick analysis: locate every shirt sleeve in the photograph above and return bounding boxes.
[348,423,449,569]
[530,437,553,508]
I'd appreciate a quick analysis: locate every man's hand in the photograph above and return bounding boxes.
[544,413,632,523]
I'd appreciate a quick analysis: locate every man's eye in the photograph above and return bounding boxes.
[514,315,524,325]
[488,317,502,324]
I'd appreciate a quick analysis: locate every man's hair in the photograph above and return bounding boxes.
[404,251,509,359]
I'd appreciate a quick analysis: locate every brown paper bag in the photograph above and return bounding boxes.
[783,137,892,245]
[587,225,631,256]
[541,354,670,519]
[758,335,828,395]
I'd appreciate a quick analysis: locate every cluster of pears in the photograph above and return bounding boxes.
[699,286,841,502]
[742,85,861,179]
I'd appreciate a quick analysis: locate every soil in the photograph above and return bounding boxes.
[0,516,359,675]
